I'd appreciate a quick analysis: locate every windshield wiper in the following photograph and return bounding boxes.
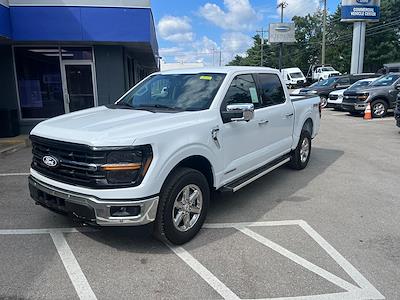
[136,104,184,111]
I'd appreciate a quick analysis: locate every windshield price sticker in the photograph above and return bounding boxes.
[200,76,213,81]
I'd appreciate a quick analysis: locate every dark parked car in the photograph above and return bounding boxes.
[299,73,379,108]
[395,95,400,128]
[342,73,400,118]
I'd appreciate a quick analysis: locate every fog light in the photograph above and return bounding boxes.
[110,206,140,217]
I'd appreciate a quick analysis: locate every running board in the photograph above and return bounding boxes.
[220,155,291,193]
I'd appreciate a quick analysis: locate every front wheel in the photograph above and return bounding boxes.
[153,168,210,245]
[371,100,388,118]
[290,131,312,170]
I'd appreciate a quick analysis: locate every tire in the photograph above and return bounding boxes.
[320,96,328,109]
[371,100,388,118]
[153,167,210,245]
[290,131,312,170]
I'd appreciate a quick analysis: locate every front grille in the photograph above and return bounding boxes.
[31,135,109,188]
[329,94,338,100]
[342,96,358,104]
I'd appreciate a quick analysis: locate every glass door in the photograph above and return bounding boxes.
[61,62,97,113]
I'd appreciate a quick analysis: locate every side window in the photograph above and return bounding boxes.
[338,77,350,85]
[257,73,286,107]
[222,74,260,110]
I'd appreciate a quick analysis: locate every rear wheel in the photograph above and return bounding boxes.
[290,131,312,170]
[153,168,210,245]
[371,100,388,118]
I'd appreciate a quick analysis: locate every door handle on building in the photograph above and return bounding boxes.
[64,93,70,104]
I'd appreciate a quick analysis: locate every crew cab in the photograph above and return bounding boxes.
[342,73,400,118]
[306,65,341,82]
[28,67,320,244]
[300,74,379,109]
[327,77,377,110]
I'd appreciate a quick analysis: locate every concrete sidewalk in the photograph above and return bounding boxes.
[0,135,30,157]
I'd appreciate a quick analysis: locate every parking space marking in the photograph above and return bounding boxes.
[0,173,30,177]
[167,243,240,300]
[202,220,385,300]
[237,227,359,292]
[50,232,97,300]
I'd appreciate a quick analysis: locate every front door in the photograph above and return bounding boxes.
[61,62,97,113]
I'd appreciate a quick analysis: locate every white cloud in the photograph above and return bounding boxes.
[221,32,253,63]
[157,16,194,43]
[199,0,260,31]
[277,0,319,19]
[159,47,184,57]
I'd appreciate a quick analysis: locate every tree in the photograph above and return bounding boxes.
[228,0,400,74]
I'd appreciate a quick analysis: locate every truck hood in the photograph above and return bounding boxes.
[344,85,388,95]
[30,106,196,147]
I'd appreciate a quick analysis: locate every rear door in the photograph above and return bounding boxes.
[255,73,294,159]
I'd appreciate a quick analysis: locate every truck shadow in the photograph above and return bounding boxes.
[78,147,344,253]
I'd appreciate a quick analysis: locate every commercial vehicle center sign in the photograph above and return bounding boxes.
[341,0,381,22]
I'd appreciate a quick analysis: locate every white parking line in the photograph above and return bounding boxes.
[237,227,359,292]
[167,243,240,300]
[50,232,97,300]
[0,172,30,177]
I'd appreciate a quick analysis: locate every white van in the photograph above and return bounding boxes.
[282,68,307,88]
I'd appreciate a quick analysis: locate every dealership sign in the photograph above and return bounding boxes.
[341,0,380,22]
[269,23,296,44]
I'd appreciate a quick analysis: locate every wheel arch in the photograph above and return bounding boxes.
[165,155,215,191]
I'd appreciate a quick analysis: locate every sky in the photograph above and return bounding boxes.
[152,0,341,65]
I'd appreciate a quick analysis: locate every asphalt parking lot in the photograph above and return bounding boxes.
[0,110,399,300]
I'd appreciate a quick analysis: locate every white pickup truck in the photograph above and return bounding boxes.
[29,67,321,244]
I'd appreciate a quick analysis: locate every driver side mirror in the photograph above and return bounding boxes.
[222,103,255,123]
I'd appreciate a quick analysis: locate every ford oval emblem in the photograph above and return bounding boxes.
[42,155,59,168]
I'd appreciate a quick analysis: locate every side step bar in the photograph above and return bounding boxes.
[220,154,291,193]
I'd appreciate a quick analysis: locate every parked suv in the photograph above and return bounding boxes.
[342,73,400,118]
[28,67,320,244]
[299,74,378,108]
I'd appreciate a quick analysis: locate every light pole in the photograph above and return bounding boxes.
[321,0,327,66]
[277,1,288,71]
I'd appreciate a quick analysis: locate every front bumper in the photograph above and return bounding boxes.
[342,102,368,112]
[29,176,159,226]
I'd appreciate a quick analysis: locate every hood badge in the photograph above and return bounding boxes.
[42,155,59,168]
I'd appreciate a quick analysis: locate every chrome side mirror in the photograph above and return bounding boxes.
[225,103,255,122]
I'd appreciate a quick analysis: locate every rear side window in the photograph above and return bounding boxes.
[337,77,350,85]
[256,73,286,107]
[222,74,260,110]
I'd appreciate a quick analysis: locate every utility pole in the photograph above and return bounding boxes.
[277,1,288,71]
[256,28,267,67]
[321,0,327,66]
[211,47,216,66]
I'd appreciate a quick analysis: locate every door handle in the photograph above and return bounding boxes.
[285,113,294,118]
[258,120,269,125]
[64,93,70,104]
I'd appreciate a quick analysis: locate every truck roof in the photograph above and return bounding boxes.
[158,66,278,75]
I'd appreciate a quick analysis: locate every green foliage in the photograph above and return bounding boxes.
[227,0,400,74]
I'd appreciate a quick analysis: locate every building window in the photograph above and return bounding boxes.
[14,47,65,119]
[61,47,93,61]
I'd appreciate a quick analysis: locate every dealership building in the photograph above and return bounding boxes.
[0,0,159,135]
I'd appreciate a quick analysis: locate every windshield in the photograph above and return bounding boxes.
[290,72,304,79]
[310,77,337,87]
[370,74,400,87]
[322,67,335,72]
[348,79,374,90]
[116,73,226,111]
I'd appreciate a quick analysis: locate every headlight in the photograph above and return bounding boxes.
[101,146,152,185]
[356,94,369,101]
[309,90,318,94]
